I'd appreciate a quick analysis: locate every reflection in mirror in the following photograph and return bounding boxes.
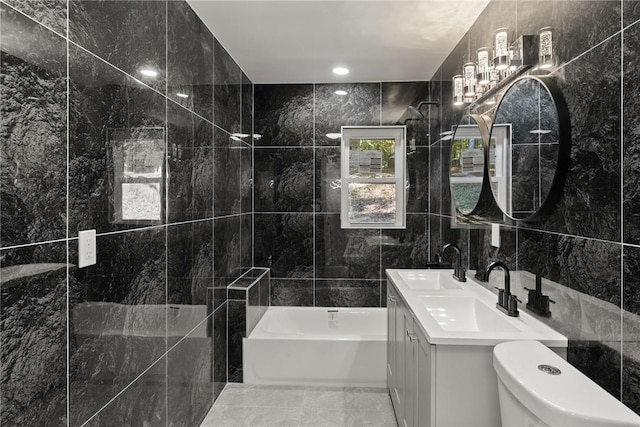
[489,76,569,221]
[110,128,165,223]
[449,115,489,215]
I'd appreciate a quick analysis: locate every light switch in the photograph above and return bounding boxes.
[78,229,97,268]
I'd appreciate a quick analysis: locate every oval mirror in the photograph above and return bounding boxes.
[449,114,491,215]
[488,76,570,221]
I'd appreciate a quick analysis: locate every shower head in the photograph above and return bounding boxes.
[407,106,424,119]
[405,101,440,120]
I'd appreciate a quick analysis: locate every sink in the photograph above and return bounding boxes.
[418,296,520,333]
[396,270,462,290]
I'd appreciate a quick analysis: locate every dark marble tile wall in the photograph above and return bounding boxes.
[429,0,640,414]
[0,0,253,424]
[0,243,68,426]
[255,81,433,307]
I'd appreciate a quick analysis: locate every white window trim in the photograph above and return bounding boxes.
[340,126,406,229]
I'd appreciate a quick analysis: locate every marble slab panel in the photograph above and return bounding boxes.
[254,213,314,278]
[380,214,429,271]
[315,214,380,280]
[167,0,214,120]
[254,148,314,212]
[81,356,167,427]
[624,21,640,244]
[69,44,166,236]
[0,6,67,247]
[167,103,214,222]
[314,279,380,307]
[69,228,166,425]
[270,278,313,306]
[214,39,241,134]
[0,242,67,426]
[315,83,381,147]
[623,244,640,413]
[314,147,341,213]
[254,84,314,146]
[167,333,214,427]
[213,303,228,401]
[227,299,246,383]
[213,215,242,291]
[2,0,66,35]
[242,72,253,140]
[70,0,166,93]
[525,35,621,241]
[517,0,620,65]
[214,129,242,216]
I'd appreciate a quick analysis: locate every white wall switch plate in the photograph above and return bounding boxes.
[491,223,501,248]
[78,229,97,268]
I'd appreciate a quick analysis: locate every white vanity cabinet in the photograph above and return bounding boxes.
[387,283,435,427]
[386,271,567,427]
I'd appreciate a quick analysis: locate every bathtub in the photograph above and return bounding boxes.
[242,306,387,387]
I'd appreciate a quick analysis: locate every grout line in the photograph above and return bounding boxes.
[164,2,169,423]
[620,4,625,402]
[65,0,70,423]
[312,83,316,307]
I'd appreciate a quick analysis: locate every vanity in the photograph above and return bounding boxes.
[386,269,567,427]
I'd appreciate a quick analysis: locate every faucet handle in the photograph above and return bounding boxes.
[508,294,521,317]
[494,287,505,307]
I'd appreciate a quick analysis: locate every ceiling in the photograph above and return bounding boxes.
[187,0,490,84]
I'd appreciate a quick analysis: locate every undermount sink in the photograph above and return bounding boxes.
[418,296,520,333]
[395,270,462,290]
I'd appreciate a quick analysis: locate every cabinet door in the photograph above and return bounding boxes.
[415,329,435,427]
[403,311,416,427]
[387,285,397,404]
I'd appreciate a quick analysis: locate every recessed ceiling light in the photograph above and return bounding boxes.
[140,68,159,78]
[326,133,342,139]
[176,93,189,98]
[231,133,250,138]
[334,90,348,96]
[332,67,349,75]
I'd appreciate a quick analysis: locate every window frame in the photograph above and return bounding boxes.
[340,125,406,229]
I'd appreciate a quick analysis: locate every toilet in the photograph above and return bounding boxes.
[493,340,640,427]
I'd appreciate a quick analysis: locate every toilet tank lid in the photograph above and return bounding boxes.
[493,340,640,427]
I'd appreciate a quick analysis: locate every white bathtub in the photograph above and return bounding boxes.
[243,306,387,387]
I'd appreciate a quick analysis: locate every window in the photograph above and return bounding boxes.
[340,126,406,229]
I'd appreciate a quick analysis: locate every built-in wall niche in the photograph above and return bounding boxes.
[109,127,165,224]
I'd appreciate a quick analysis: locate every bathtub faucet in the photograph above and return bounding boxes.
[441,243,466,283]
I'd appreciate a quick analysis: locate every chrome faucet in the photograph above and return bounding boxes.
[441,243,466,282]
[484,261,519,317]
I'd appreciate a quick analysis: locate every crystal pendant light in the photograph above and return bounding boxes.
[539,27,553,69]
[452,75,464,105]
[463,62,477,97]
[476,47,491,85]
[493,27,509,71]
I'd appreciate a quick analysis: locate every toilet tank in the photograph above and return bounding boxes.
[493,340,640,427]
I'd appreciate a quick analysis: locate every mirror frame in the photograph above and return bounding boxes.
[488,75,571,222]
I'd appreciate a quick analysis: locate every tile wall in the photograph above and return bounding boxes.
[0,0,252,425]
[253,82,432,308]
[429,0,640,414]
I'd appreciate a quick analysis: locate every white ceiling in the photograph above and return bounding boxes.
[187,0,490,84]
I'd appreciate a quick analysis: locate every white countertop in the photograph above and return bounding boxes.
[386,269,568,347]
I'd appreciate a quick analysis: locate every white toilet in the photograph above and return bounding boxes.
[493,340,640,427]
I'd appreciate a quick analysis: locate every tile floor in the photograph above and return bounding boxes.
[200,384,398,427]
